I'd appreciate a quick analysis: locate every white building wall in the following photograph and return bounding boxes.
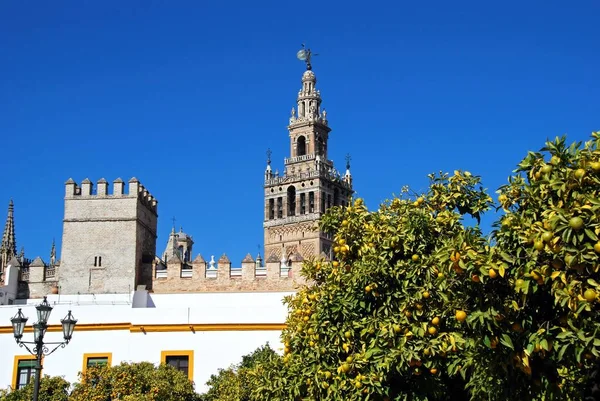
[0,292,293,393]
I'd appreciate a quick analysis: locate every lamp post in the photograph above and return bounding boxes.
[10,296,77,401]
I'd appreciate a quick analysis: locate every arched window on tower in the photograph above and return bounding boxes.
[287,186,296,216]
[297,136,306,156]
[334,188,339,206]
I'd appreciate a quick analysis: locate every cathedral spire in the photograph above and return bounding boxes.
[1,200,17,256]
[0,199,17,273]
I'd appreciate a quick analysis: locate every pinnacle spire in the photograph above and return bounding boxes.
[50,239,56,267]
[1,200,17,256]
[1,199,17,272]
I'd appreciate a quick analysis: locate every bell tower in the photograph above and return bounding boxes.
[263,52,353,262]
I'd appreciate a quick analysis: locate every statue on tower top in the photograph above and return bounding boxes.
[296,44,317,70]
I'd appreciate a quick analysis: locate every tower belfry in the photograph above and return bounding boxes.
[263,53,353,261]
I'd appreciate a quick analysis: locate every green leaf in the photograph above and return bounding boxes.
[500,334,514,350]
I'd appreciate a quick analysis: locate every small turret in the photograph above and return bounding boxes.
[265,149,273,181]
[344,154,353,186]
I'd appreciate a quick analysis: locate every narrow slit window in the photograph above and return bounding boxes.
[277,197,283,218]
[300,193,306,214]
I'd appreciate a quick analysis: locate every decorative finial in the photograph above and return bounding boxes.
[266,148,272,165]
[171,217,176,232]
[50,239,56,266]
[297,44,318,70]
[345,154,352,170]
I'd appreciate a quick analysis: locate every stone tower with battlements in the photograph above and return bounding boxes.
[58,177,158,294]
[263,65,353,262]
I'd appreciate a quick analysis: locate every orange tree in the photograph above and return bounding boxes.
[250,170,499,400]
[201,344,278,401]
[248,133,600,401]
[69,361,200,401]
[0,376,70,401]
[494,133,600,399]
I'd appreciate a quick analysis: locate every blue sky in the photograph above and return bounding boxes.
[0,1,598,265]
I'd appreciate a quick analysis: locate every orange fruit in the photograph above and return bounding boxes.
[541,231,553,243]
[455,310,467,322]
[584,289,597,302]
[569,217,584,231]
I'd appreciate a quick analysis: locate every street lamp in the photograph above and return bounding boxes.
[10,297,77,401]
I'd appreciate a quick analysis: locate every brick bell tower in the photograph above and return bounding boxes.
[263,49,353,262]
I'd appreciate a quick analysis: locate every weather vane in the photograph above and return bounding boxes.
[297,44,318,70]
[266,148,272,165]
[345,153,352,170]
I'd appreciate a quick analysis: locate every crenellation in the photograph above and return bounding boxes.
[64,178,77,198]
[149,250,308,293]
[217,254,231,280]
[128,177,140,198]
[241,254,255,281]
[97,178,108,195]
[60,178,158,215]
[81,178,93,195]
[113,178,125,195]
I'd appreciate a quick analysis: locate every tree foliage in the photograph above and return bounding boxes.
[0,375,70,401]
[201,344,278,401]
[69,362,200,401]
[245,133,600,401]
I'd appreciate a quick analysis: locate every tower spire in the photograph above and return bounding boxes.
[0,199,17,273]
[50,239,56,267]
[344,154,353,186]
[265,148,273,180]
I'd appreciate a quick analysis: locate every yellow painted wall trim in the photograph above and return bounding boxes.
[131,323,287,333]
[160,350,194,380]
[12,355,37,390]
[0,323,130,334]
[0,322,286,334]
[82,352,113,374]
